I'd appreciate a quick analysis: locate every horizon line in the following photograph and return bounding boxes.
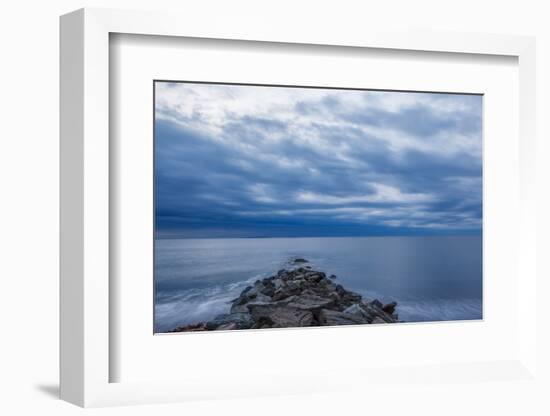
[155,233,482,240]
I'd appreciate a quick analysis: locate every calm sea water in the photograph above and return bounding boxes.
[154,236,482,332]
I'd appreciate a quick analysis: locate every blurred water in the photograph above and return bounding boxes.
[154,236,482,332]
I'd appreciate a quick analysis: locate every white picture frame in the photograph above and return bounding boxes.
[60,7,538,408]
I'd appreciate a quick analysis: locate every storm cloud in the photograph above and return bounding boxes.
[155,82,482,238]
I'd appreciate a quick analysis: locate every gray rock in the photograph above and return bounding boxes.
[361,301,397,323]
[215,322,238,330]
[272,281,301,301]
[230,303,250,314]
[248,304,314,327]
[305,272,325,283]
[343,303,373,321]
[319,309,369,326]
[272,278,285,290]
[382,301,397,315]
[292,258,309,264]
[206,312,253,330]
[288,294,334,311]
[176,262,400,332]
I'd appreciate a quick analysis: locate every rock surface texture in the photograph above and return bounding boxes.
[171,259,399,332]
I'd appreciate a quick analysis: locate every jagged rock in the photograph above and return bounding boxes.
[304,272,325,283]
[247,304,314,328]
[171,261,399,332]
[319,309,369,326]
[292,258,309,263]
[232,289,271,308]
[361,301,396,323]
[272,282,301,301]
[343,303,374,322]
[382,301,397,315]
[216,322,238,330]
[205,312,254,330]
[230,303,250,314]
[171,323,207,332]
[288,293,334,311]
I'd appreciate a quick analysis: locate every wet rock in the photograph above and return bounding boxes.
[170,323,208,332]
[343,303,374,322]
[319,309,369,326]
[288,294,335,311]
[247,304,314,328]
[205,312,254,330]
[171,259,399,332]
[361,301,396,323]
[272,282,301,301]
[382,301,397,315]
[216,322,238,330]
[230,302,251,314]
[305,272,325,283]
[292,258,309,264]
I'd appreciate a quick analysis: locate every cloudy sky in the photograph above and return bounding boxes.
[155,82,482,238]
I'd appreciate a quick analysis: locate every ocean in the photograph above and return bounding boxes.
[154,235,482,332]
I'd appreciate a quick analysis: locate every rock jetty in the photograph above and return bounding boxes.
[171,258,399,332]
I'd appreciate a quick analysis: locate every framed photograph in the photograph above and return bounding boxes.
[60,8,538,407]
[153,81,483,334]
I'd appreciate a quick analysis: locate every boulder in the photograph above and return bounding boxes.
[361,300,397,323]
[292,258,309,264]
[205,312,254,330]
[382,301,397,315]
[319,309,369,326]
[288,293,334,311]
[247,304,314,327]
[272,282,301,301]
[230,303,249,314]
[342,303,373,322]
[215,322,238,330]
[232,290,272,308]
[170,323,207,332]
[304,272,325,283]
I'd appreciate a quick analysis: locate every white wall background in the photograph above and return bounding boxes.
[0,0,548,415]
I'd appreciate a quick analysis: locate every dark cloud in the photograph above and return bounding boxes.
[155,84,482,238]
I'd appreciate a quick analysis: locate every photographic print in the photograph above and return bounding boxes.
[154,81,482,333]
